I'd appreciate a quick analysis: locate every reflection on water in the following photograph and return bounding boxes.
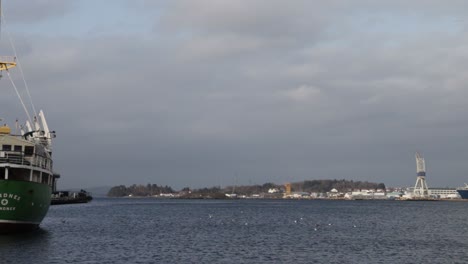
[0,228,52,263]
[0,228,50,244]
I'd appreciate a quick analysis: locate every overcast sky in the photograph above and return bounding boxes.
[1,0,468,190]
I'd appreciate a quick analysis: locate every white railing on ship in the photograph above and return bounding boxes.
[0,151,52,171]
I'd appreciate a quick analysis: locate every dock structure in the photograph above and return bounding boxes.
[413,152,429,198]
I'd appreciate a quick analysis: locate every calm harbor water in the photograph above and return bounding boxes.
[1,198,468,263]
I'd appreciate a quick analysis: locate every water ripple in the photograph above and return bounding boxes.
[0,199,467,263]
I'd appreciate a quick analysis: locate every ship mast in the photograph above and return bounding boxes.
[0,56,16,71]
[0,0,16,72]
[0,0,45,137]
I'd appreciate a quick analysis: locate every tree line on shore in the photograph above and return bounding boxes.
[107,184,175,197]
[107,179,386,198]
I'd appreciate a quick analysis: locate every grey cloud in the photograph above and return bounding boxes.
[2,0,72,24]
[3,1,468,189]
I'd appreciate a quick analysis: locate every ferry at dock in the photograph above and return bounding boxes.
[0,112,59,233]
[456,184,468,199]
[0,1,59,232]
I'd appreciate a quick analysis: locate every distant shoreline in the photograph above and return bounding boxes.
[102,196,468,202]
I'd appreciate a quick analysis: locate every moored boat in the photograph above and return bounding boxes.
[51,190,93,205]
[0,114,59,233]
[0,2,59,232]
[456,184,468,199]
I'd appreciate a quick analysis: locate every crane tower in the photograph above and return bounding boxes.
[413,152,429,198]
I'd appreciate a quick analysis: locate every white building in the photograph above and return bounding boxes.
[428,188,460,199]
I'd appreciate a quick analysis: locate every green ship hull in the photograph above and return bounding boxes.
[0,180,51,233]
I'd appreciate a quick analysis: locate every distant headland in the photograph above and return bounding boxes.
[107,179,386,199]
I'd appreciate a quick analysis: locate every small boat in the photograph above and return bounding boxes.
[51,190,93,205]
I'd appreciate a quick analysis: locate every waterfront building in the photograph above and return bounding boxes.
[428,188,460,199]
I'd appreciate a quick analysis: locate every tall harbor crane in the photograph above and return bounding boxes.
[413,152,429,198]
